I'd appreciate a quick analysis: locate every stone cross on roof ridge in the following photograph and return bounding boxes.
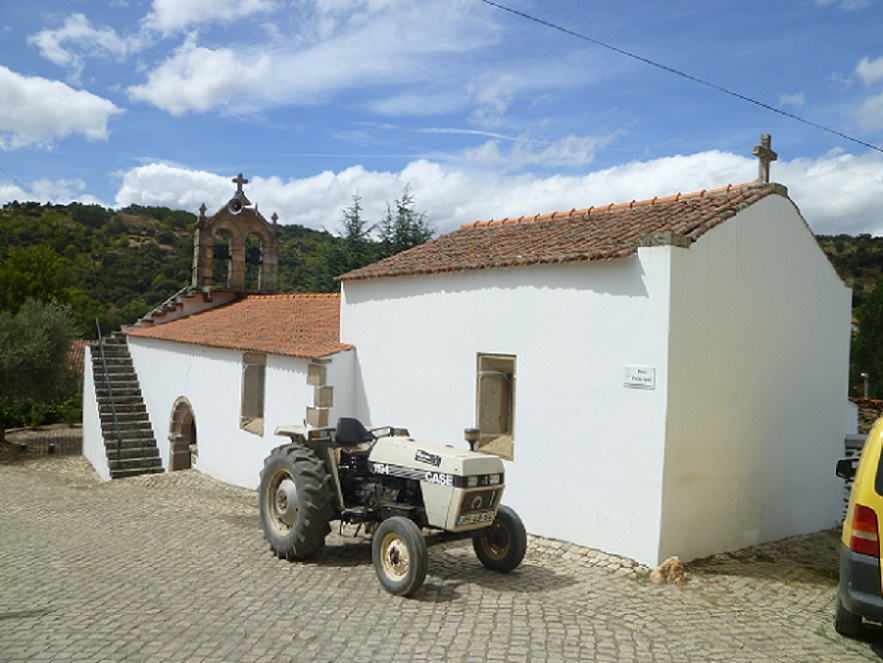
[232,172,249,195]
[752,134,778,184]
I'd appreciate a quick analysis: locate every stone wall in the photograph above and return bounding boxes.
[852,398,883,435]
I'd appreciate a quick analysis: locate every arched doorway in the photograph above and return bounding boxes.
[169,398,197,471]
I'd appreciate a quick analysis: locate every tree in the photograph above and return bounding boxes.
[0,244,70,313]
[377,186,434,258]
[338,194,375,273]
[854,277,883,397]
[0,298,78,441]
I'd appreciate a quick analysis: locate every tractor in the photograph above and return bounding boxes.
[258,417,526,596]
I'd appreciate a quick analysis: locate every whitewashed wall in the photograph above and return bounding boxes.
[660,195,852,561]
[341,256,675,566]
[82,345,111,481]
[126,337,354,489]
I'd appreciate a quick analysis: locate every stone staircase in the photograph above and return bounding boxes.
[90,334,163,479]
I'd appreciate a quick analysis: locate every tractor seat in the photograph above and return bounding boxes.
[334,417,374,447]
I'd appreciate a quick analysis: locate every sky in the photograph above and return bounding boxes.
[1,0,883,237]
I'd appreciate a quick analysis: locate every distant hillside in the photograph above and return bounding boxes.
[815,234,883,308]
[0,201,879,337]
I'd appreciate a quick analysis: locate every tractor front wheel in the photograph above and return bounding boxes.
[259,443,333,561]
[473,504,527,573]
[372,517,428,597]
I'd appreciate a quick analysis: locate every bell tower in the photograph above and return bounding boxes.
[192,173,279,291]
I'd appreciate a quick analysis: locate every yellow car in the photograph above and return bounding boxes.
[836,418,883,637]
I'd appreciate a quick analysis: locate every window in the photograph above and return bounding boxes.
[476,353,516,461]
[240,352,266,436]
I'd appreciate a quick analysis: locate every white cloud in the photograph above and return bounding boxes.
[27,13,137,83]
[777,93,806,107]
[852,91,883,131]
[112,149,883,239]
[856,55,883,86]
[0,66,123,149]
[127,35,277,115]
[128,0,503,116]
[814,0,874,9]
[458,134,613,170]
[115,163,235,210]
[780,151,883,235]
[143,0,278,35]
[0,177,105,206]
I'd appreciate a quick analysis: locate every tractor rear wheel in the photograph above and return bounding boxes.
[259,443,333,561]
[473,504,527,573]
[372,517,428,597]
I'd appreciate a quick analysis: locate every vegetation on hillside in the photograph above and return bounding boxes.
[816,234,883,310]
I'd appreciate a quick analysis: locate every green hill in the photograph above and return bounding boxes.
[815,234,883,309]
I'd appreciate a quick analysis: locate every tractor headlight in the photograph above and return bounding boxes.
[488,474,501,486]
[467,476,479,488]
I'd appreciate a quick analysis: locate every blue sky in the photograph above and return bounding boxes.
[2,0,883,236]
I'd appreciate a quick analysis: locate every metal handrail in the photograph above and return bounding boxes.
[95,320,123,463]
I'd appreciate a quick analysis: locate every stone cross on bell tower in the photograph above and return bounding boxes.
[232,172,248,194]
[752,134,777,184]
[231,172,251,205]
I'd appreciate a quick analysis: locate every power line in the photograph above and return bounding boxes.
[481,0,883,155]
[0,164,37,198]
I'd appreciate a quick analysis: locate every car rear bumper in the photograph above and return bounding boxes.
[840,543,883,623]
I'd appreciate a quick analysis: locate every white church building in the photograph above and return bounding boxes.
[83,152,854,568]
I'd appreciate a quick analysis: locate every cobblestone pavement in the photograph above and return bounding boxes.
[1,455,882,662]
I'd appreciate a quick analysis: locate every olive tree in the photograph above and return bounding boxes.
[0,298,78,441]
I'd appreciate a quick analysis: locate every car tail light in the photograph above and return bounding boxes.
[850,504,880,557]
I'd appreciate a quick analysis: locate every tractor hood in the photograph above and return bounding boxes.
[368,435,504,480]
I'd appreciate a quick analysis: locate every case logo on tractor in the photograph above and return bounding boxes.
[424,471,454,486]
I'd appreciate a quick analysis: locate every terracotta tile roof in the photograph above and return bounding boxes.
[339,183,780,281]
[68,339,88,376]
[125,293,350,358]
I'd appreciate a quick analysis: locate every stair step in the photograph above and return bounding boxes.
[95,381,141,392]
[94,356,131,364]
[104,441,159,454]
[92,363,135,373]
[95,387,143,398]
[98,404,147,415]
[101,422,154,435]
[104,446,162,460]
[110,466,165,479]
[95,380,140,391]
[109,455,162,469]
[98,410,149,422]
[102,430,155,443]
[97,394,144,404]
[103,429,156,443]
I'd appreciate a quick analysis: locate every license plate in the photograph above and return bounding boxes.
[457,510,495,526]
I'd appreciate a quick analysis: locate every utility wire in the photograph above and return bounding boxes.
[482,0,883,155]
[0,164,37,198]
